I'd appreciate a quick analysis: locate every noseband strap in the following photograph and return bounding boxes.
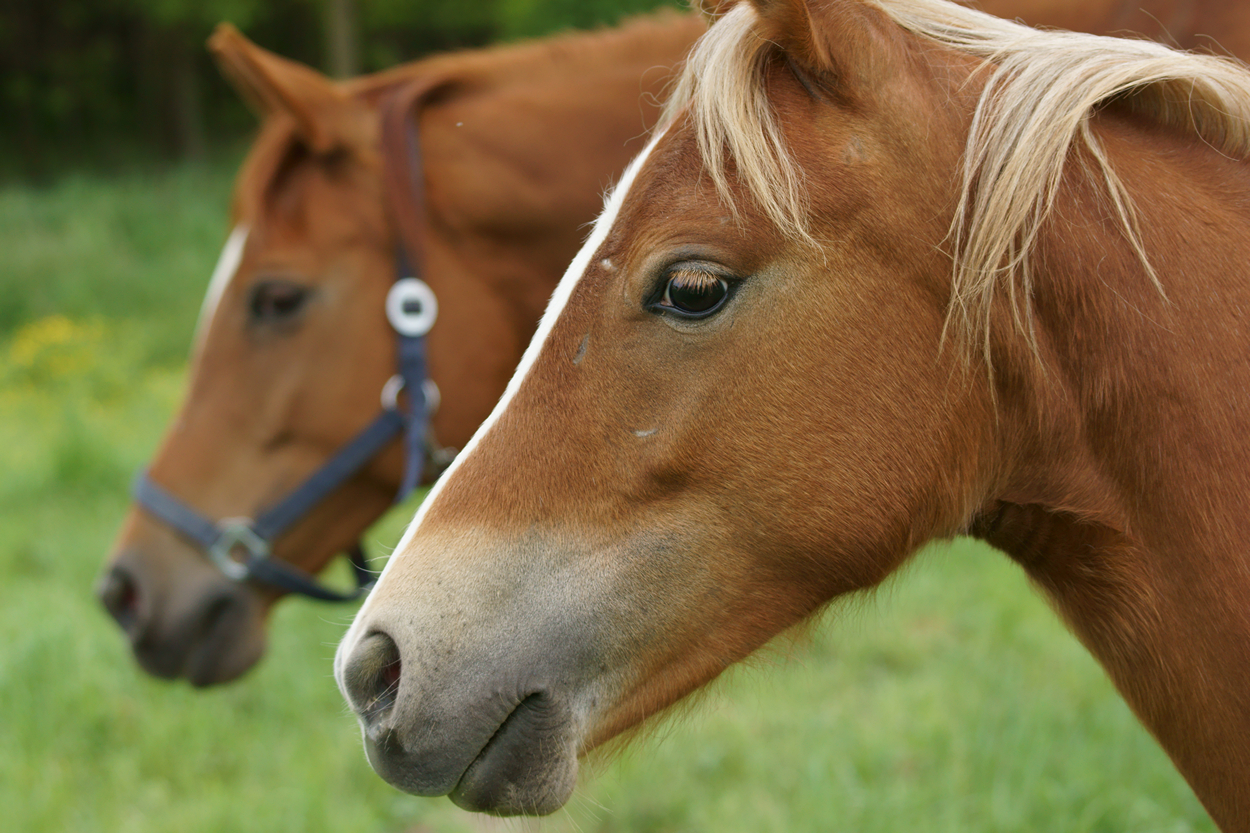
[132,75,454,602]
[133,316,429,601]
[132,394,411,600]
[133,474,377,601]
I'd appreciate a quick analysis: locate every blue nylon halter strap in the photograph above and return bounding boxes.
[132,282,432,601]
[132,75,449,603]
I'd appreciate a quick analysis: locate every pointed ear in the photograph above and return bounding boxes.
[208,23,370,154]
[745,0,902,98]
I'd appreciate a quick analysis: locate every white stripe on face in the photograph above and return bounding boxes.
[194,225,250,350]
[342,128,667,636]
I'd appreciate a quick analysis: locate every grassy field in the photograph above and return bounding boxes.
[0,164,1215,832]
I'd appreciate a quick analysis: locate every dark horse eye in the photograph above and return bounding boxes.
[658,268,730,317]
[249,280,310,324]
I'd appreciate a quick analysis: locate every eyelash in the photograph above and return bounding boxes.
[651,265,734,318]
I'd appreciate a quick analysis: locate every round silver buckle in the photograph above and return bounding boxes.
[209,519,270,581]
[386,278,438,337]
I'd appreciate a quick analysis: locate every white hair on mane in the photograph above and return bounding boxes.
[662,5,813,243]
[661,0,1250,359]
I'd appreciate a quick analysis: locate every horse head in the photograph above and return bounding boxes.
[97,17,705,686]
[336,0,995,811]
[337,1,1250,827]
[97,27,415,685]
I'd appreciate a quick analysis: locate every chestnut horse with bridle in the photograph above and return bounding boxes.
[101,0,1250,689]
[338,0,1250,828]
[96,14,706,686]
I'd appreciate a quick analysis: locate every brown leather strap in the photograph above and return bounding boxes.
[378,75,453,277]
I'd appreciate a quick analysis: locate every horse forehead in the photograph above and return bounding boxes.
[599,133,733,254]
[595,138,795,279]
[626,123,708,206]
[292,171,382,240]
[241,145,385,252]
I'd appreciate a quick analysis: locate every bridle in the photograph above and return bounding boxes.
[132,76,454,602]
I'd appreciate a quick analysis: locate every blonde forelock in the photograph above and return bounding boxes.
[659,0,1250,358]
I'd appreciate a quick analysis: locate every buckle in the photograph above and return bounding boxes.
[209,519,270,581]
[386,278,438,337]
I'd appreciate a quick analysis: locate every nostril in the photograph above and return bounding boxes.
[344,630,403,727]
[98,566,141,632]
[365,635,402,724]
[381,655,401,692]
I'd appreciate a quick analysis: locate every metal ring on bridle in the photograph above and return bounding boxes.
[209,519,270,581]
[382,374,405,411]
[381,375,440,416]
[422,379,440,415]
[386,278,438,337]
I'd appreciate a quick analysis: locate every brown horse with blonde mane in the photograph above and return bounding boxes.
[338,0,1250,828]
[100,0,1250,690]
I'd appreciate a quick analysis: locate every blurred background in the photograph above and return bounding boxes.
[0,1,1218,831]
[0,0,685,179]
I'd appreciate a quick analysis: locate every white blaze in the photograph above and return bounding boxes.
[337,128,667,656]
[194,224,250,350]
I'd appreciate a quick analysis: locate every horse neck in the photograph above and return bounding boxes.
[345,12,701,101]
[976,106,1250,829]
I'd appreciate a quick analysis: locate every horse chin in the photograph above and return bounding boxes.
[182,623,267,688]
[360,689,579,816]
[448,692,579,816]
[127,581,268,687]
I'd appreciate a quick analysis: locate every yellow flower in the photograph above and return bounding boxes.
[5,315,104,380]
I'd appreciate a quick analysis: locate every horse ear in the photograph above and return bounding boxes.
[208,23,368,154]
[745,0,900,98]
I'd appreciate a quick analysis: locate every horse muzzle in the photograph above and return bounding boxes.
[336,624,582,815]
[97,546,267,686]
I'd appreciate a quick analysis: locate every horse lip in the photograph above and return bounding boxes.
[182,591,265,686]
[360,713,477,797]
[360,687,575,814]
[129,585,261,687]
[361,690,539,799]
[449,690,577,815]
[182,631,241,687]
[456,692,537,781]
[131,640,182,681]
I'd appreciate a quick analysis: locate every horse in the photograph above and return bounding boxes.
[100,1,1250,690]
[95,13,708,687]
[336,0,1250,828]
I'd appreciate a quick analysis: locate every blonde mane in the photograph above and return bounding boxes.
[661,0,1250,357]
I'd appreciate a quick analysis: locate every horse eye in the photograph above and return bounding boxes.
[249,280,310,324]
[658,268,730,317]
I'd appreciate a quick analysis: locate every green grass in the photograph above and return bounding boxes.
[0,165,1215,832]
[0,161,238,364]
